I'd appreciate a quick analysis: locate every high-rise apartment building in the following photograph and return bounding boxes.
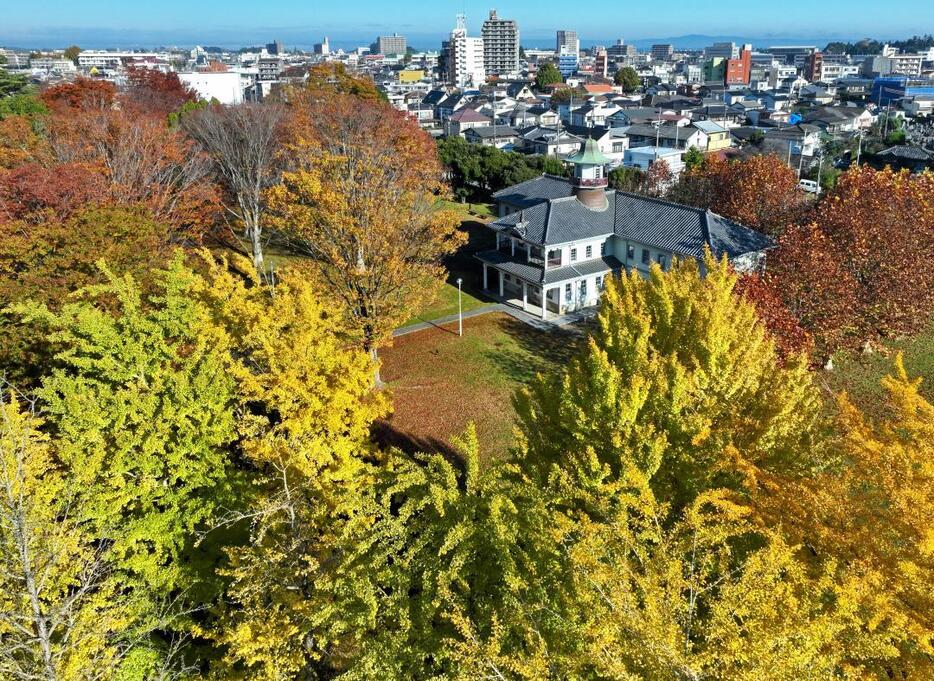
[448,15,486,88]
[374,33,407,56]
[481,10,520,77]
[725,44,753,85]
[557,30,580,57]
[651,44,674,61]
[704,41,738,59]
[607,39,636,58]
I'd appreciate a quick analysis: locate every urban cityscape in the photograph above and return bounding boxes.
[1,5,934,680]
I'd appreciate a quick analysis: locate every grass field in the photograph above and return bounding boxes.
[824,317,934,413]
[377,312,581,460]
[440,199,495,221]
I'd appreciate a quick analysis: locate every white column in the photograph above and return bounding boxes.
[483,264,488,290]
[541,288,548,320]
[499,272,504,297]
[511,239,515,256]
[522,282,528,312]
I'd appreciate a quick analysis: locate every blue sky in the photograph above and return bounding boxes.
[2,0,933,49]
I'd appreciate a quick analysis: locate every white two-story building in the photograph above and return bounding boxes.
[477,139,774,319]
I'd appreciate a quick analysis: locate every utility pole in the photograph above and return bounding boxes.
[817,146,824,193]
[797,136,806,179]
[855,128,862,166]
[492,87,497,148]
[456,278,464,336]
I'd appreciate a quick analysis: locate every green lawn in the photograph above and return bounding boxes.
[440,199,495,221]
[403,281,493,327]
[377,313,581,460]
[824,317,934,412]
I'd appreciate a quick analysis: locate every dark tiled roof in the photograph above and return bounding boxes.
[450,108,490,123]
[474,250,623,285]
[475,250,544,283]
[544,256,623,284]
[491,174,575,208]
[466,125,519,139]
[491,177,775,258]
[564,124,611,140]
[876,145,932,160]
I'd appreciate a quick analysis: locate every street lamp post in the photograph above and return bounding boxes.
[457,278,463,337]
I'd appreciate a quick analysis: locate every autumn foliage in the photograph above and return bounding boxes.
[758,167,934,356]
[673,153,805,234]
[124,66,197,116]
[269,90,463,356]
[40,77,116,112]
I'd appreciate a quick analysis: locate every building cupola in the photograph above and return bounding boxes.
[566,137,610,210]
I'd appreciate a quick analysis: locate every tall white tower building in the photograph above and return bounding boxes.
[448,14,486,88]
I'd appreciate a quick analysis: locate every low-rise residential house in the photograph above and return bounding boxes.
[515,126,585,156]
[445,107,492,136]
[464,125,519,147]
[526,104,561,126]
[802,106,873,132]
[435,93,474,121]
[873,145,934,173]
[608,107,676,127]
[504,81,536,100]
[564,124,628,165]
[902,96,934,117]
[689,104,746,128]
[623,123,708,151]
[477,140,773,318]
[569,101,621,127]
[761,91,792,112]
[623,146,687,175]
[691,120,731,151]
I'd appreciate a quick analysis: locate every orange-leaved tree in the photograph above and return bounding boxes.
[812,165,934,340]
[672,153,805,235]
[267,91,463,380]
[46,108,220,240]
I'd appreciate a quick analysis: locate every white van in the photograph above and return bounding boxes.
[798,179,821,194]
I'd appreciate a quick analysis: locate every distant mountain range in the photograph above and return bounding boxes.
[0,27,899,53]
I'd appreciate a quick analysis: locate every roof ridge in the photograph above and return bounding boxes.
[543,199,554,244]
[616,190,708,217]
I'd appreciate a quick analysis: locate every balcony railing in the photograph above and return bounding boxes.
[573,177,608,188]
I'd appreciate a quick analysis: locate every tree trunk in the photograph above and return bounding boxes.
[251,226,264,274]
[370,347,384,389]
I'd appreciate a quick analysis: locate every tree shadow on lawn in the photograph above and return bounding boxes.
[371,418,464,467]
[482,316,586,384]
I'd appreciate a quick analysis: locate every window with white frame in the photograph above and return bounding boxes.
[570,248,577,262]
[565,283,572,302]
[601,241,607,256]
[641,248,650,265]
[585,245,592,258]
[627,244,635,260]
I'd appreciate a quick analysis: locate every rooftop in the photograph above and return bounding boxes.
[489,176,774,259]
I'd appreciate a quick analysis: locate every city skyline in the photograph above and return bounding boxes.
[3,0,932,50]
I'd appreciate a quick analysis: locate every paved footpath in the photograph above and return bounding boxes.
[393,303,594,338]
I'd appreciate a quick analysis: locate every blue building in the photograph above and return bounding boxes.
[871,76,934,106]
[558,48,579,78]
